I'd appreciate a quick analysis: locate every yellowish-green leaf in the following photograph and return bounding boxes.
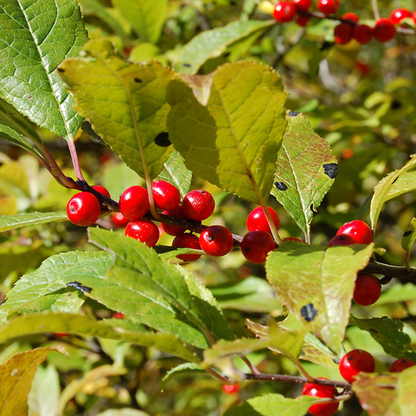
[0,212,67,233]
[398,366,416,415]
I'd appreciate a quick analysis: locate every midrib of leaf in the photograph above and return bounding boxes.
[17,1,73,139]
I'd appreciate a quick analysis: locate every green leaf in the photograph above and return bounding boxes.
[96,410,151,416]
[0,313,199,363]
[59,40,174,179]
[113,0,168,43]
[156,150,192,198]
[174,20,274,74]
[167,61,287,203]
[271,112,337,239]
[370,155,416,231]
[0,212,67,233]
[222,393,318,416]
[353,316,416,362]
[266,241,374,354]
[398,366,416,415]
[0,347,65,416]
[402,217,416,252]
[162,363,205,384]
[0,0,87,138]
[89,228,234,349]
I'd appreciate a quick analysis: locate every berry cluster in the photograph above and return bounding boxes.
[272,1,415,44]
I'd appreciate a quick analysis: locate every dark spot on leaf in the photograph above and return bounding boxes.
[332,358,340,364]
[134,77,143,83]
[392,177,398,184]
[320,41,334,51]
[299,352,305,356]
[391,100,402,110]
[404,230,412,237]
[0,297,7,306]
[223,52,231,57]
[66,281,92,294]
[27,96,33,100]
[288,110,300,117]
[57,68,65,72]
[369,328,379,334]
[300,303,318,322]
[323,163,338,179]
[154,132,171,147]
[275,182,288,191]
[183,63,191,67]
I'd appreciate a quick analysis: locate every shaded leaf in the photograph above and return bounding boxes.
[266,241,374,354]
[59,40,174,179]
[271,112,337,238]
[174,20,274,75]
[353,316,416,362]
[0,0,87,138]
[0,212,67,233]
[167,61,287,203]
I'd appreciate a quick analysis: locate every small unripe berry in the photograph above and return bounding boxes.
[374,18,396,43]
[389,358,416,373]
[152,180,180,211]
[125,219,159,247]
[339,349,375,383]
[182,190,215,221]
[302,378,339,416]
[241,231,275,264]
[272,1,297,23]
[67,192,101,226]
[119,186,149,220]
[199,225,234,257]
[336,220,372,244]
[172,233,202,261]
[353,273,381,306]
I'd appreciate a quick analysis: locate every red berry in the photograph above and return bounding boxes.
[241,231,275,264]
[92,185,111,199]
[67,192,101,226]
[334,23,353,45]
[293,0,311,12]
[246,206,280,234]
[295,15,309,26]
[353,273,381,306]
[199,226,234,257]
[222,383,240,394]
[336,220,372,244]
[161,204,187,236]
[112,312,125,319]
[119,186,149,220]
[328,234,356,247]
[353,24,373,44]
[55,332,69,337]
[413,11,416,25]
[390,8,412,25]
[302,379,339,416]
[374,18,396,43]
[339,349,375,383]
[317,0,339,16]
[282,236,305,243]
[342,12,359,23]
[152,180,180,211]
[125,219,159,247]
[172,233,202,261]
[272,1,297,23]
[389,358,416,373]
[182,190,215,221]
[111,212,130,228]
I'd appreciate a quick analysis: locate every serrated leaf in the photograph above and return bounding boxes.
[353,373,399,416]
[398,366,416,415]
[89,228,234,349]
[174,20,274,74]
[0,347,64,416]
[167,61,287,203]
[266,241,374,354]
[353,316,416,362]
[59,40,174,179]
[0,0,87,138]
[0,212,67,233]
[370,155,416,231]
[0,313,199,363]
[271,112,337,239]
[223,393,318,416]
[113,0,167,44]
[156,150,192,198]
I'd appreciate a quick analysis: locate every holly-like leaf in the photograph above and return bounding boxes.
[271,112,337,239]
[59,40,174,179]
[0,0,87,138]
[370,155,416,231]
[174,20,274,75]
[353,316,416,362]
[167,61,287,204]
[113,0,168,44]
[89,228,234,349]
[0,212,67,233]
[266,241,374,354]
[0,347,65,416]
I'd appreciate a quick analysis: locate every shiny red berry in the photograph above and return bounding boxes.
[336,220,372,244]
[353,273,381,306]
[353,24,373,44]
[328,234,356,247]
[161,204,187,236]
[246,206,280,234]
[317,0,339,16]
[334,23,353,45]
[339,349,375,383]
[390,8,412,25]
[125,219,159,247]
[172,233,202,261]
[413,11,416,25]
[389,358,416,373]
[92,185,111,199]
[67,192,101,226]
[119,186,149,220]
[342,12,359,23]
[182,190,215,221]
[112,312,125,319]
[111,212,130,229]
[302,379,339,416]
[152,180,180,211]
[374,18,396,43]
[293,0,311,12]
[199,226,233,257]
[222,383,240,394]
[241,231,275,264]
[272,1,297,22]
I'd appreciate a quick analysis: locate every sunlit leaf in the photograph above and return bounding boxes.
[398,366,416,415]
[0,212,67,233]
